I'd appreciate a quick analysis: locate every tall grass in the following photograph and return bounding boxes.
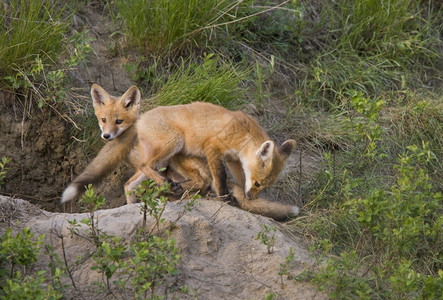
[0,0,68,81]
[297,0,442,106]
[150,55,249,109]
[115,0,253,55]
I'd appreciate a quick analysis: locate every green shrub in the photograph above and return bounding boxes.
[0,227,64,299]
[2,270,62,300]
[298,142,443,298]
[69,184,185,298]
[353,143,442,270]
[0,227,43,276]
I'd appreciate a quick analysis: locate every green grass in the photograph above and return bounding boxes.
[1,0,442,298]
[148,55,249,109]
[293,0,442,107]
[115,0,254,55]
[0,0,68,81]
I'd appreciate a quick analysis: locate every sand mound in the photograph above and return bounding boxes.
[0,195,325,299]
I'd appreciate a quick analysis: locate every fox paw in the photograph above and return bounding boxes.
[223,193,239,207]
[166,179,184,195]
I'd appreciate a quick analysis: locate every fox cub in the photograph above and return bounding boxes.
[61,84,299,220]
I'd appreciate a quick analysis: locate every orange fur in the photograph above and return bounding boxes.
[61,84,299,220]
[129,101,296,203]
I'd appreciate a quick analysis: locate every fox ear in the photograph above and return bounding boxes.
[278,139,296,160]
[256,140,275,162]
[91,84,109,106]
[120,86,141,109]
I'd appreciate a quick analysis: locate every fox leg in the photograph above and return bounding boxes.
[137,137,184,194]
[124,169,147,204]
[168,155,212,194]
[204,145,237,205]
[226,159,245,189]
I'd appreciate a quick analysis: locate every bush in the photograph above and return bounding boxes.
[0,227,64,299]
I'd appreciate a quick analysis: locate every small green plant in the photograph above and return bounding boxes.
[133,179,170,231]
[91,236,127,295]
[278,247,296,288]
[0,226,64,299]
[44,244,69,295]
[78,184,106,246]
[65,30,94,68]
[0,157,10,187]
[69,184,186,299]
[264,292,278,300]
[126,234,182,299]
[256,224,277,254]
[349,91,385,160]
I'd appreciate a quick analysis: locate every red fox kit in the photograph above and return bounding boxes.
[127,101,296,204]
[61,84,299,220]
[168,154,299,221]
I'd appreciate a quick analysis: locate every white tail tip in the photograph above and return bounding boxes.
[61,185,78,204]
[289,205,300,217]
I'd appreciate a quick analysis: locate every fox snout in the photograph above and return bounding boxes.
[100,124,126,141]
[100,127,123,140]
[102,133,113,140]
[245,189,259,200]
[101,130,122,140]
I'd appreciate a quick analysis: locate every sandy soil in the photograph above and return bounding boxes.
[0,195,325,299]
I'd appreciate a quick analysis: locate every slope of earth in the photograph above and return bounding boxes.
[0,195,325,299]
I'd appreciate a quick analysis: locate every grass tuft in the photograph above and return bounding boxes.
[0,0,68,82]
[115,0,254,55]
[149,54,249,109]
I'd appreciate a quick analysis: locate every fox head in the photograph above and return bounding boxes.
[243,139,296,200]
[91,84,141,141]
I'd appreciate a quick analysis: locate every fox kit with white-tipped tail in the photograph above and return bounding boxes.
[61,84,299,220]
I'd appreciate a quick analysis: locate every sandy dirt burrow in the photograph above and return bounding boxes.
[0,195,326,300]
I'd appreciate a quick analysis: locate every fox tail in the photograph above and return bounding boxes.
[61,126,136,204]
[231,185,299,221]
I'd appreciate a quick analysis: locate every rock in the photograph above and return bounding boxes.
[0,195,326,299]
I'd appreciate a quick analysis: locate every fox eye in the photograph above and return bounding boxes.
[254,181,261,188]
[101,118,106,123]
[115,119,123,125]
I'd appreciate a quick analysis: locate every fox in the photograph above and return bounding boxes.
[61,84,299,220]
[168,154,299,221]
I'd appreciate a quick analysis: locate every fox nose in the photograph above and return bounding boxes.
[103,133,111,140]
[246,191,253,200]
